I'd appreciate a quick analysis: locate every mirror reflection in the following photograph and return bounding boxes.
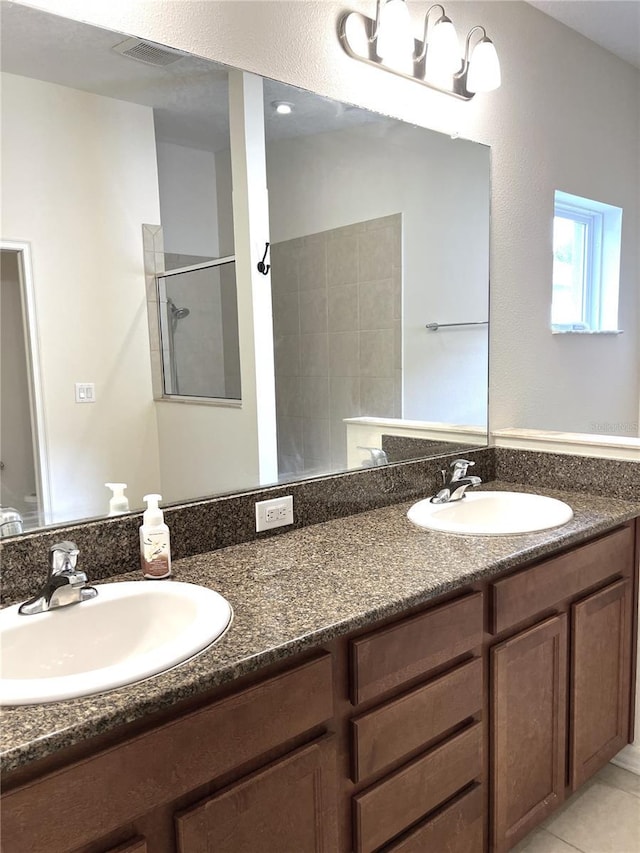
[0,2,490,535]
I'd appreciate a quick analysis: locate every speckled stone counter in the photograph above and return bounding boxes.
[2,481,639,775]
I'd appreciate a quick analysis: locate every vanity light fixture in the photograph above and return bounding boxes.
[338,0,501,100]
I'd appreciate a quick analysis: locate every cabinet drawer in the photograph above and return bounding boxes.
[350,592,483,705]
[490,525,634,634]
[0,654,333,853]
[353,721,483,853]
[176,735,337,852]
[105,840,147,853]
[351,658,483,781]
[383,784,484,853]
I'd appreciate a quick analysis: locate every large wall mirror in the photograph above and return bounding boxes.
[0,1,489,535]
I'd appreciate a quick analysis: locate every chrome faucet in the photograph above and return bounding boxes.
[18,541,98,615]
[358,446,389,467]
[430,459,482,504]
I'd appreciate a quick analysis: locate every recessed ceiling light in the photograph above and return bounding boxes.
[272,101,294,115]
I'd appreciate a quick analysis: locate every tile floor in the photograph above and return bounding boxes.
[512,763,640,852]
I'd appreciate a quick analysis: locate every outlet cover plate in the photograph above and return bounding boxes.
[255,495,294,532]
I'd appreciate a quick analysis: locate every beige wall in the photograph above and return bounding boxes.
[1,72,162,522]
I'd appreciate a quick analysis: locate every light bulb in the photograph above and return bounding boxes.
[427,17,460,74]
[375,0,414,64]
[466,37,501,93]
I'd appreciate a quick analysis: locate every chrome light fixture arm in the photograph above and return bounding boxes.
[415,4,451,64]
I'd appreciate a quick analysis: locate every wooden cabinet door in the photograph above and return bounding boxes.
[175,736,337,853]
[571,579,632,790]
[491,615,567,853]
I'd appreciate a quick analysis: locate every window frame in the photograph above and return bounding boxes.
[551,190,622,334]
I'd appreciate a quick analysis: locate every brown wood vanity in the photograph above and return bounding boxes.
[1,519,638,853]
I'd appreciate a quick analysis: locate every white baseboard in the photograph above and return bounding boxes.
[611,744,640,776]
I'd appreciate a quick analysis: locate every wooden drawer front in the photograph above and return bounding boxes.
[176,736,337,852]
[0,654,333,853]
[351,592,483,705]
[351,657,483,782]
[571,579,632,790]
[353,721,483,853]
[490,524,633,634]
[383,784,484,853]
[105,840,147,853]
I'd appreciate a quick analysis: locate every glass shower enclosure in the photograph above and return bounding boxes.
[157,256,241,401]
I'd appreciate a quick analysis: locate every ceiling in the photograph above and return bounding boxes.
[527,1,640,69]
[0,1,377,153]
[2,0,637,153]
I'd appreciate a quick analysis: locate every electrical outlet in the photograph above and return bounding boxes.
[255,495,294,532]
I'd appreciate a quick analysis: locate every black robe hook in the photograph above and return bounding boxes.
[257,242,270,275]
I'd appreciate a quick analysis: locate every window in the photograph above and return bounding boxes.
[551,190,622,333]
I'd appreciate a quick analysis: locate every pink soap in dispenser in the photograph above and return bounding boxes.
[140,494,172,579]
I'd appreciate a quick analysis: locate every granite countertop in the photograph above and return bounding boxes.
[2,481,639,775]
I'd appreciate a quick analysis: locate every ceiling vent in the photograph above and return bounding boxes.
[112,37,186,67]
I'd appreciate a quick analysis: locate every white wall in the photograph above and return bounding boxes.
[154,138,250,500]
[155,400,260,500]
[1,72,162,522]
[155,71,277,504]
[266,123,489,426]
[156,141,220,257]
[27,0,639,438]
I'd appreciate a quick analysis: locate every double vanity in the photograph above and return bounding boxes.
[1,471,638,853]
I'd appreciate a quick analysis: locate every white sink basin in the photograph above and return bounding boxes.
[407,491,573,536]
[0,581,232,706]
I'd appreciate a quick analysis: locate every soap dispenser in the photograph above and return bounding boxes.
[139,494,172,579]
[105,483,130,516]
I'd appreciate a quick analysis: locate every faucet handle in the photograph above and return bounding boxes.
[450,459,475,479]
[49,541,80,574]
[450,458,475,468]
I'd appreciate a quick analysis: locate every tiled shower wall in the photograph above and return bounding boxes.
[271,214,402,478]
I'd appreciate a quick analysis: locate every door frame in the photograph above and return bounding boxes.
[1,240,52,525]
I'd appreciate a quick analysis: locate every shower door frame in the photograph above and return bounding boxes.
[156,254,238,400]
[0,240,52,526]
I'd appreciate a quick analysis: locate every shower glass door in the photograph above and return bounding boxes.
[157,257,241,400]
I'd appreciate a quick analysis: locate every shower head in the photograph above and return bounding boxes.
[167,298,190,320]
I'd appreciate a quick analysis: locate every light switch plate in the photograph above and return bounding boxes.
[75,382,96,403]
